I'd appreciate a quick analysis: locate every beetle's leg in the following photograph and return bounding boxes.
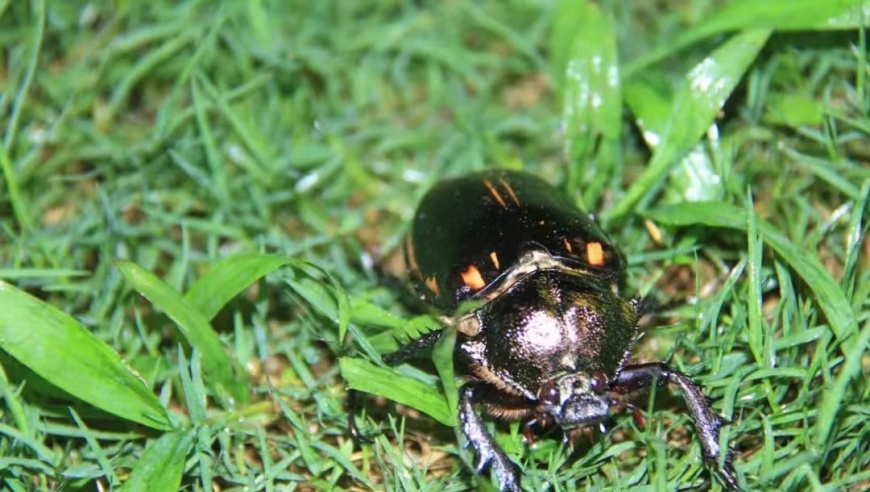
[612,362,742,492]
[346,389,375,445]
[382,329,443,365]
[460,385,522,492]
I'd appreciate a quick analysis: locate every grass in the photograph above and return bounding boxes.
[0,0,868,490]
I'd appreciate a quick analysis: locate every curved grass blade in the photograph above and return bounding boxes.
[120,430,193,492]
[116,261,247,405]
[186,253,350,342]
[339,357,455,427]
[0,280,172,430]
[558,0,622,205]
[184,254,298,321]
[609,30,770,221]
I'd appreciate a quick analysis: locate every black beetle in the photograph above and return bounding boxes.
[352,169,740,491]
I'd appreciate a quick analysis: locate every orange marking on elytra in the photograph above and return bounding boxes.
[489,251,500,270]
[461,264,486,290]
[405,235,420,275]
[562,237,573,254]
[482,179,507,208]
[424,275,441,296]
[586,241,605,266]
[499,178,520,206]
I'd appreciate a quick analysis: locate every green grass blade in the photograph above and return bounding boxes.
[0,142,30,232]
[116,261,247,404]
[0,280,172,430]
[105,30,196,125]
[3,0,43,153]
[609,30,770,221]
[745,192,768,368]
[646,202,858,342]
[558,0,622,204]
[191,76,229,204]
[286,262,351,343]
[816,318,870,448]
[185,254,296,321]
[624,0,864,76]
[339,357,456,427]
[120,430,193,492]
[432,329,458,424]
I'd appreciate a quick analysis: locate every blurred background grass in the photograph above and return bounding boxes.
[0,0,868,491]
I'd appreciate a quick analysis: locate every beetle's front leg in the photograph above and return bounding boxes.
[612,362,741,491]
[459,385,522,492]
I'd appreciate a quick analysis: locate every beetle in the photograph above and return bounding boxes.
[351,169,740,491]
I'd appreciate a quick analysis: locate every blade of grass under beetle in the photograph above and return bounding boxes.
[646,202,857,344]
[184,254,299,321]
[116,261,247,405]
[120,430,193,492]
[558,0,622,205]
[624,0,864,77]
[432,329,459,424]
[0,280,172,430]
[339,357,456,427]
[609,29,770,222]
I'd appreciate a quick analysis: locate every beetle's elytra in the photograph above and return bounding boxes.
[353,169,740,491]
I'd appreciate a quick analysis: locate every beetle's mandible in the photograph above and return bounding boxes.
[351,169,740,491]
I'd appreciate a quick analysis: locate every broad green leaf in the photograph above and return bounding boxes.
[185,254,296,321]
[824,1,870,28]
[0,280,172,430]
[116,261,247,404]
[763,93,826,128]
[548,0,588,92]
[625,71,727,206]
[339,357,456,426]
[120,431,193,492]
[625,0,865,77]
[646,202,858,343]
[349,298,405,330]
[610,30,769,221]
[559,0,622,204]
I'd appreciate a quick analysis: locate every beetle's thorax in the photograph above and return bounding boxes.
[457,267,638,401]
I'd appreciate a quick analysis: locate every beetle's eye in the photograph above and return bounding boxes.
[539,381,560,405]
[590,371,608,394]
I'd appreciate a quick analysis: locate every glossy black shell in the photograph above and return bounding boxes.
[406,169,625,312]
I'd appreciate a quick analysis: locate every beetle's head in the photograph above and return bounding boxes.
[537,372,612,429]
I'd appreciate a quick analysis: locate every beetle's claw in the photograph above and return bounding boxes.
[460,385,522,492]
[474,449,521,492]
[468,429,522,491]
[718,464,742,492]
